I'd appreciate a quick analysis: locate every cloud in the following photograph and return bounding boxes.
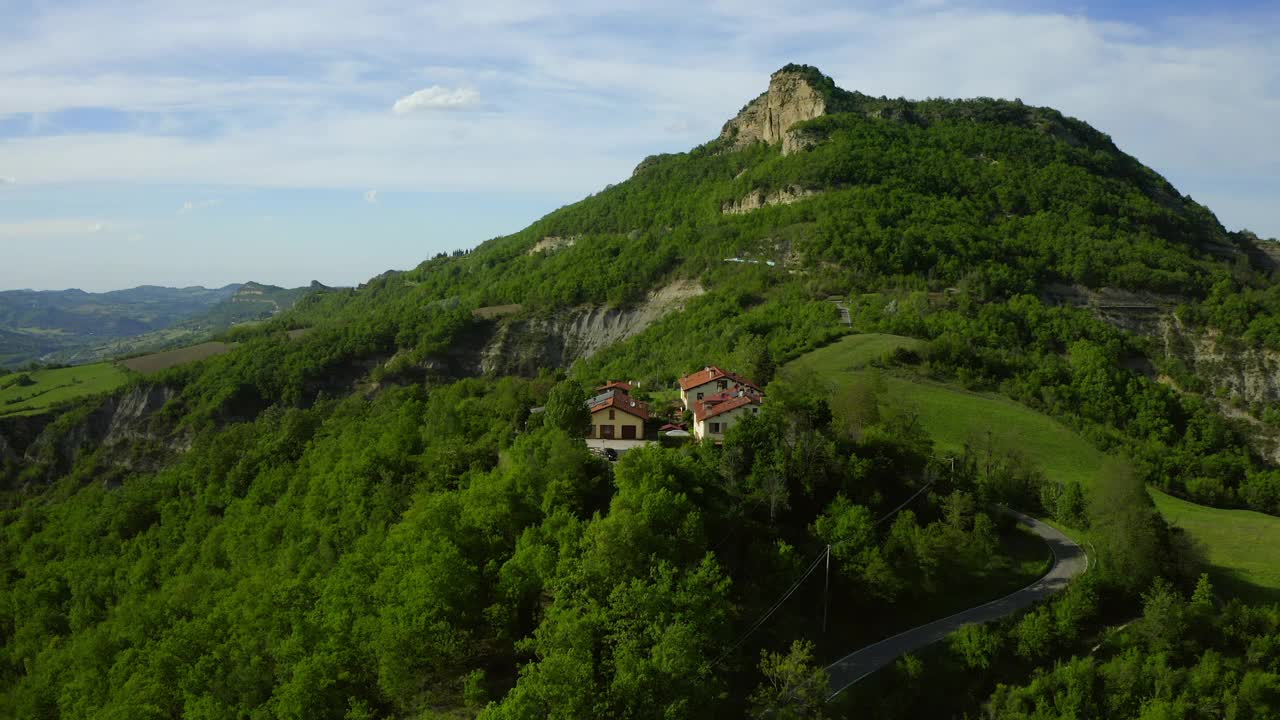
[0,176,15,185]
[392,85,480,114]
[364,189,378,203]
[0,1,1274,237]
[180,199,222,213]
[0,219,108,239]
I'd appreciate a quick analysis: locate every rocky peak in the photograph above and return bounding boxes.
[720,65,834,148]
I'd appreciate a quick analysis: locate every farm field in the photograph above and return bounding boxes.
[788,333,1106,490]
[1151,488,1280,602]
[122,341,234,375]
[0,363,132,417]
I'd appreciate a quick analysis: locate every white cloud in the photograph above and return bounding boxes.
[392,85,480,114]
[0,219,108,239]
[364,189,378,203]
[0,1,1274,237]
[180,199,222,213]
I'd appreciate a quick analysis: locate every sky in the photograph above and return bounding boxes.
[0,0,1276,291]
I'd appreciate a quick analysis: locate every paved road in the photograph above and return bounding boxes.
[825,508,1086,698]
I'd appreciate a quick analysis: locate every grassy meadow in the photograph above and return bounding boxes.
[0,363,132,417]
[788,333,1106,489]
[1151,488,1280,602]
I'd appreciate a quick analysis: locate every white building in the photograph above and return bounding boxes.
[678,366,761,411]
[691,389,764,441]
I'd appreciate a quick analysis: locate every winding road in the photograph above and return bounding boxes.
[825,508,1087,699]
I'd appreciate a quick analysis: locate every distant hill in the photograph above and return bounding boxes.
[0,281,326,367]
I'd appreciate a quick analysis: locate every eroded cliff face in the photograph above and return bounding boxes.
[4,384,187,486]
[720,69,829,149]
[479,279,704,376]
[1042,282,1280,462]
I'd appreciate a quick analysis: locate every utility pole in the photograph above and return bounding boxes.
[822,545,831,633]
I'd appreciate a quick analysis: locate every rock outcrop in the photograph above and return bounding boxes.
[479,279,704,375]
[8,384,186,485]
[722,186,820,215]
[527,236,578,255]
[1042,282,1280,462]
[720,67,831,149]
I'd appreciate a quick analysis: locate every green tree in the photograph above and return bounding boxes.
[748,640,831,720]
[1088,459,1163,595]
[543,379,590,437]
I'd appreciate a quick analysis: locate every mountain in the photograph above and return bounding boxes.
[4,65,1280,719]
[0,281,325,367]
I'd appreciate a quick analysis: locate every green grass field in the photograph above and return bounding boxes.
[791,333,1280,600]
[0,363,132,417]
[789,334,1106,489]
[1150,489,1280,602]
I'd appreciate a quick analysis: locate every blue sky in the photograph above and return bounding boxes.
[0,0,1276,291]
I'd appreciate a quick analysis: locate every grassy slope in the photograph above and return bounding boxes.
[791,334,1280,599]
[787,334,1106,489]
[0,363,132,417]
[1150,488,1280,602]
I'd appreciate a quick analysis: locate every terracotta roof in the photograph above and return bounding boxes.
[589,393,649,421]
[678,365,761,393]
[694,392,763,422]
[597,380,632,392]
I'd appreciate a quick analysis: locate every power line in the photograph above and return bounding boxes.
[713,545,830,666]
[874,479,937,526]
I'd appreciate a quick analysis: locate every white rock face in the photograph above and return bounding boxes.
[479,279,705,375]
[721,186,819,215]
[720,69,828,148]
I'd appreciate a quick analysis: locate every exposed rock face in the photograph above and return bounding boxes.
[479,279,705,375]
[721,186,820,215]
[781,127,822,156]
[721,68,829,149]
[1039,283,1179,336]
[10,384,186,484]
[527,236,578,255]
[1042,282,1280,462]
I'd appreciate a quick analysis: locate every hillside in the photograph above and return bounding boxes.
[0,282,324,367]
[3,65,1280,719]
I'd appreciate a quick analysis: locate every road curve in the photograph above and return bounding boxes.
[825,508,1086,699]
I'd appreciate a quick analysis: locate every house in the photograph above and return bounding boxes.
[678,366,761,411]
[597,380,632,394]
[692,389,763,441]
[587,380,634,409]
[588,392,648,440]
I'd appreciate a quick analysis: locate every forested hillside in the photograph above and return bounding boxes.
[3,65,1280,719]
[0,282,322,368]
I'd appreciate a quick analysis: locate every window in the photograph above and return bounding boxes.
[696,392,703,400]
[717,379,727,389]
[601,425,615,439]
[710,422,721,433]
[609,409,615,419]
[753,407,759,414]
